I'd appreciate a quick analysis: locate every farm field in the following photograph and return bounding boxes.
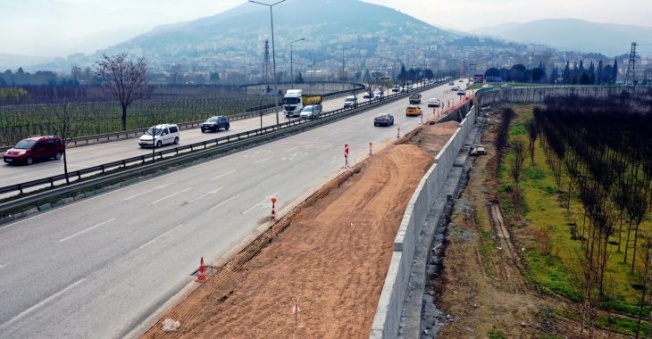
[0,85,275,146]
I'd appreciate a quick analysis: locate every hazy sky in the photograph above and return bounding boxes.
[1,0,651,57]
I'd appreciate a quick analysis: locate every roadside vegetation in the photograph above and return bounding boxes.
[0,85,275,146]
[495,97,652,336]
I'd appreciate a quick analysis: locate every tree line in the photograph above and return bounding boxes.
[484,59,620,85]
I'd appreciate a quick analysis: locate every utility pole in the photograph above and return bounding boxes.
[625,42,637,86]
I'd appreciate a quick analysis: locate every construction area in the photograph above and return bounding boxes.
[136,101,638,338]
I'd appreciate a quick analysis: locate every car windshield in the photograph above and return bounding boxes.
[345,98,355,102]
[14,139,36,149]
[206,117,218,123]
[145,127,164,136]
[283,97,300,105]
[302,106,314,112]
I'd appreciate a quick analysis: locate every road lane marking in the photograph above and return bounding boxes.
[187,187,224,203]
[0,278,86,329]
[253,156,272,164]
[210,170,235,181]
[284,146,299,153]
[138,224,185,250]
[59,218,115,243]
[241,192,279,215]
[0,263,7,269]
[123,182,177,201]
[149,187,192,205]
[209,194,240,211]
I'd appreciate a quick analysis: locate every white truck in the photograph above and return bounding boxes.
[283,89,323,118]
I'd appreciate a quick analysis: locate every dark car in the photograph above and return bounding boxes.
[201,116,230,132]
[374,113,394,127]
[3,136,64,165]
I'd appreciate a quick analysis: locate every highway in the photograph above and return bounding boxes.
[0,92,367,189]
[0,80,468,338]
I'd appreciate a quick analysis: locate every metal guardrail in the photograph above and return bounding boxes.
[0,80,443,215]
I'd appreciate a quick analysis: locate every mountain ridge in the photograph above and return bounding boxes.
[473,18,652,56]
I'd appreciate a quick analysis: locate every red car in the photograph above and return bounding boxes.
[3,136,64,165]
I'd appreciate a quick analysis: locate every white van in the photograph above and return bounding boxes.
[343,95,358,108]
[373,89,384,100]
[139,124,180,148]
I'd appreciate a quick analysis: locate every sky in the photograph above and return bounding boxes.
[1,0,651,58]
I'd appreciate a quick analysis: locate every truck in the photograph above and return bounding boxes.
[409,93,422,104]
[283,89,323,118]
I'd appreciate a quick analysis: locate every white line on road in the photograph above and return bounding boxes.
[187,187,224,203]
[210,170,235,181]
[123,182,177,201]
[138,224,185,250]
[284,146,299,153]
[149,187,192,205]
[0,278,86,329]
[254,156,273,164]
[209,194,240,211]
[59,218,115,243]
[241,192,279,215]
[0,263,7,269]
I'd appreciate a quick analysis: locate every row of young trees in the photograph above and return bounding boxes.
[530,96,652,336]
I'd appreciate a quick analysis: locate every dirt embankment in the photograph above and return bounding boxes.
[141,121,460,339]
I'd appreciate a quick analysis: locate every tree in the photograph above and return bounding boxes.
[509,140,526,193]
[46,100,88,184]
[295,71,304,84]
[209,72,220,83]
[95,53,152,131]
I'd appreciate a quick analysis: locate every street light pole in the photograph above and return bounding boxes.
[249,0,286,126]
[341,45,353,82]
[290,37,305,87]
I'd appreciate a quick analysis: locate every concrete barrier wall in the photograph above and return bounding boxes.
[370,107,476,338]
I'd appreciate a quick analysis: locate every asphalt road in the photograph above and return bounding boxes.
[0,80,468,338]
[0,93,372,190]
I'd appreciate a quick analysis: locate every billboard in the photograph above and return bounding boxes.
[473,74,484,82]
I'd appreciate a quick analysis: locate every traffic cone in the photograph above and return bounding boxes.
[195,257,206,283]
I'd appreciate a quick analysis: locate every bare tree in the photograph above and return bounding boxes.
[509,140,526,193]
[95,53,153,131]
[526,119,538,164]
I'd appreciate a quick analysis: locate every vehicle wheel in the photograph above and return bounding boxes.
[201,129,206,133]
[225,124,230,131]
[156,140,162,148]
[173,137,179,145]
[25,157,33,165]
[54,152,62,160]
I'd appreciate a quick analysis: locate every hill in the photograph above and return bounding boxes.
[473,19,652,56]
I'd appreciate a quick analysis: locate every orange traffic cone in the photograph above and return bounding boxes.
[195,257,206,283]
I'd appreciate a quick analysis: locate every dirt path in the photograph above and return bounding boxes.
[141,121,460,339]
